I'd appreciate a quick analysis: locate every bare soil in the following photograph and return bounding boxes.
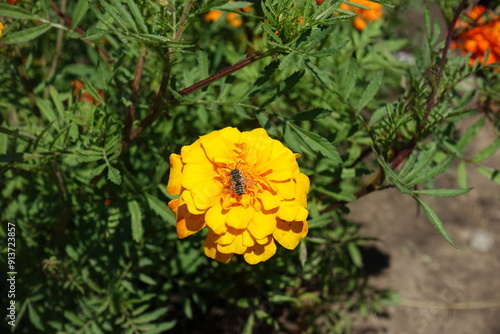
[348,117,500,334]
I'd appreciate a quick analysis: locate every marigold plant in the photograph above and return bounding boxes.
[1,0,500,332]
[167,127,309,264]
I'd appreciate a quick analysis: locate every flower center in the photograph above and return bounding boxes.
[217,161,260,203]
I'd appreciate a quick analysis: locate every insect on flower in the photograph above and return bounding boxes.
[167,127,310,264]
[228,161,247,196]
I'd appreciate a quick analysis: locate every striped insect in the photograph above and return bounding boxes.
[228,161,246,196]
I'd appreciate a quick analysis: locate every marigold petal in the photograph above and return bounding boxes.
[247,210,277,240]
[295,206,309,221]
[257,189,280,210]
[226,205,255,229]
[260,154,295,181]
[218,126,242,142]
[168,198,179,213]
[273,219,307,250]
[277,200,300,222]
[205,201,228,235]
[242,230,255,247]
[172,202,206,239]
[201,131,239,164]
[191,179,223,211]
[181,141,208,164]
[243,237,277,264]
[295,172,310,207]
[240,128,273,166]
[182,163,217,190]
[204,229,233,263]
[217,227,240,245]
[217,233,248,254]
[273,180,296,200]
[181,190,206,215]
[166,154,183,195]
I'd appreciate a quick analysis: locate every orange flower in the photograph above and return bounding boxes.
[0,21,4,37]
[452,8,500,68]
[167,127,310,264]
[339,0,384,31]
[71,80,104,105]
[204,1,252,27]
[454,5,497,31]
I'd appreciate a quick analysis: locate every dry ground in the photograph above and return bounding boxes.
[348,117,500,334]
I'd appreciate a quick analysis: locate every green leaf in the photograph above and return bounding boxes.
[241,313,255,334]
[65,245,79,261]
[476,166,500,185]
[130,33,190,47]
[64,310,85,326]
[347,242,363,268]
[356,70,383,111]
[291,108,332,121]
[128,200,143,243]
[82,78,105,105]
[402,143,436,182]
[36,98,59,130]
[72,0,89,28]
[406,154,455,187]
[183,298,193,319]
[109,0,139,33]
[304,58,333,90]
[3,24,52,44]
[0,3,36,20]
[308,214,334,229]
[457,118,485,149]
[375,153,410,193]
[456,161,468,189]
[107,166,122,185]
[89,164,107,177]
[145,194,175,226]
[341,59,358,99]
[472,138,500,163]
[308,39,349,58]
[262,70,305,107]
[99,0,130,32]
[139,273,157,285]
[142,321,177,334]
[133,307,168,324]
[28,301,45,331]
[414,197,456,248]
[299,239,307,267]
[279,53,297,71]
[76,155,104,163]
[288,123,342,164]
[369,105,388,126]
[212,1,253,10]
[81,27,110,40]
[123,0,148,33]
[49,86,65,119]
[411,188,471,197]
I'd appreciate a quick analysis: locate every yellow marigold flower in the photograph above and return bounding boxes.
[339,0,384,31]
[0,22,4,37]
[167,127,310,265]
